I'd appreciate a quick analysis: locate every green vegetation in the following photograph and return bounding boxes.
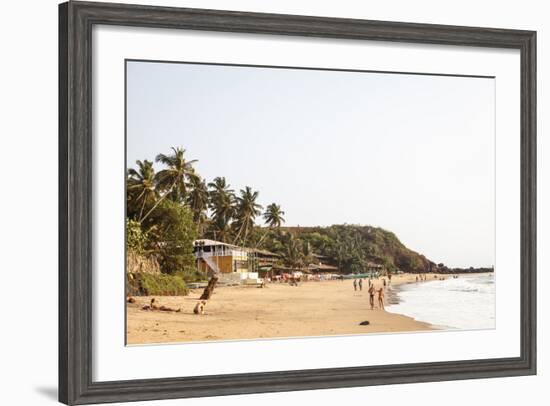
[252,225,436,274]
[126,147,285,282]
[232,186,263,245]
[141,200,197,275]
[126,219,147,254]
[127,146,446,282]
[127,272,188,296]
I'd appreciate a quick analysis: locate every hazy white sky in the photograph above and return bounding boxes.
[127,61,495,268]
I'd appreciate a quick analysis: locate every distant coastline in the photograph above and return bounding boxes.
[439,267,494,274]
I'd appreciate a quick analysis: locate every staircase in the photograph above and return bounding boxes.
[201,255,221,275]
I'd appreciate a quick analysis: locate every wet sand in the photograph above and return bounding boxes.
[127,273,438,345]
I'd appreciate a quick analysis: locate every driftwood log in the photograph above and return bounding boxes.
[199,276,218,300]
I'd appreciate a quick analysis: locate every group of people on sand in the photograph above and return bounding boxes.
[416,273,448,282]
[414,273,454,283]
[415,274,428,282]
[368,283,385,310]
[136,297,181,313]
[353,278,386,310]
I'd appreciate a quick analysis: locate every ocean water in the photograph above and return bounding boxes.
[386,274,495,330]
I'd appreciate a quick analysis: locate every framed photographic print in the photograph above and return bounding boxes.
[59,1,536,404]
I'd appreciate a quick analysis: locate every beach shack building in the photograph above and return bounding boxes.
[272,259,341,282]
[271,265,306,280]
[248,248,280,278]
[307,254,341,275]
[306,263,339,281]
[366,262,384,277]
[307,263,340,275]
[193,239,250,277]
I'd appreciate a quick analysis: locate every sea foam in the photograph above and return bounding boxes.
[385,274,495,330]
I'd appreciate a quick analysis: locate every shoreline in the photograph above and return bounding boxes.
[127,273,442,345]
[385,272,495,330]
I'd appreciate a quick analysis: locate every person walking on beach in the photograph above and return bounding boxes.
[378,288,385,310]
[368,284,375,310]
[358,278,363,291]
[383,278,386,288]
[353,279,357,291]
[388,273,392,286]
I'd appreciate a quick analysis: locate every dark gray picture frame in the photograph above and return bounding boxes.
[59,1,537,404]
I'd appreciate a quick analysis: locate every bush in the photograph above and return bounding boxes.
[142,200,198,275]
[127,272,189,296]
[126,219,147,254]
[174,268,206,283]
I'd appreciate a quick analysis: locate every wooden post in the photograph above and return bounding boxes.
[199,276,218,300]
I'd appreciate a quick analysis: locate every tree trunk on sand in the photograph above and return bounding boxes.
[199,276,218,300]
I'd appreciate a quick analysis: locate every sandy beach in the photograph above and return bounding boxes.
[126,273,444,345]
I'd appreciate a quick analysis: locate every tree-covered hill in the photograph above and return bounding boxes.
[257,225,436,274]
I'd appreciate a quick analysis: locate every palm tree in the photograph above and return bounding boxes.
[187,176,209,236]
[232,186,262,245]
[281,232,303,269]
[301,240,313,267]
[256,203,285,247]
[155,147,198,202]
[127,160,157,221]
[263,203,285,228]
[208,177,235,242]
[140,147,197,222]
